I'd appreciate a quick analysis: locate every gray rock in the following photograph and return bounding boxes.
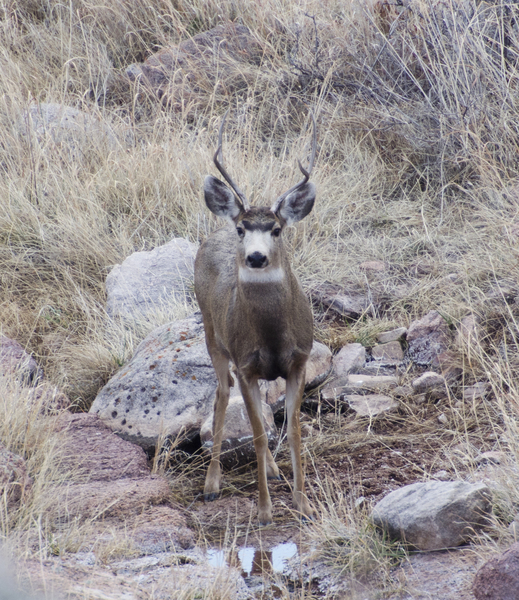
[125,23,266,107]
[412,371,447,396]
[359,260,387,272]
[106,237,197,321]
[19,103,116,157]
[345,374,398,393]
[200,396,277,467]
[346,394,399,417]
[372,481,492,550]
[311,286,373,319]
[473,542,519,600]
[407,310,451,367]
[321,374,398,406]
[371,341,404,365]
[333,343,366,377]
[90,314,216,449]
[463,382,489,401]
[457,314,480,347]
[377,327,407,344]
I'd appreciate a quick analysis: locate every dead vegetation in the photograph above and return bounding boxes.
[2,0,519,597]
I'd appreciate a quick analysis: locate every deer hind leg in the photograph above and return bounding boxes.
[237,373,273,526]
[286,366,314,520]
[204,351,233,501]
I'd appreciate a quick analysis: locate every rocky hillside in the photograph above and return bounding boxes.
[2,1,519,599]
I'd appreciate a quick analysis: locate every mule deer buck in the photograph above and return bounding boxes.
[195,112,317,525]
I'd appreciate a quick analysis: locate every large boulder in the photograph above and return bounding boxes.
[372,481,491,551]
[200,395,277,467]
[106,237,197,321]
[90,314,216,449]
[473,542,519,600]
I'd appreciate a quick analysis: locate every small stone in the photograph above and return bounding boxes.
[333,343,366,377]
[359,260,387,272]
[371,341,404,364]
[432,470,450,481]
[346,374,398,393]
[346,394,399,417]
[463,382,489,401]
[437,413,448,424]
[476,451,506,465]
[392,385,413,398]
[407,310,451,367]
[412,371,446,394]
[377,327,407,344]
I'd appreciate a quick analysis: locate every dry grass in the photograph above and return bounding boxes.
[2,0,519,597]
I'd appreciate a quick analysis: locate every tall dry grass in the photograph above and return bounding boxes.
[2,0,519,595]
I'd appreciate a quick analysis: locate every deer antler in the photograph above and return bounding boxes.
[271,112,317,214]
[213,110,250,211]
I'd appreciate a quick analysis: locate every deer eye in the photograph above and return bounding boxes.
[236,226,245,238]
[272,227,282,238]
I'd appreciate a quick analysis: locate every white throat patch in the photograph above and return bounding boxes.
[239,266,285,283]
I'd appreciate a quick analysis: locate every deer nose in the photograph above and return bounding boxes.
[246,251,268,269]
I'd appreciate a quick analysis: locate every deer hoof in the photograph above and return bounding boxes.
[204,492,219,502]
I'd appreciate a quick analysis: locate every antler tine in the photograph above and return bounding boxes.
[213,110,250,211]
[271,112,317,214]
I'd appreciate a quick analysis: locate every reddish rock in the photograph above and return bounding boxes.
[126,23,266,106]
[0,336,42,384]
[48,413,171,520]
[473,542,519,600]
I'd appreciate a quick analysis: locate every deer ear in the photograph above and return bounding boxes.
[204,176,242,222]
[276,182,316,225]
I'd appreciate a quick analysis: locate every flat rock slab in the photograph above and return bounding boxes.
[310,285,374,319]
[106,237,197,320]
[371,341,404,364]
[346,394,399,417]
[377,327,407,344]
[372,481,492,551]
[90,314,216,449]
[48,413,172,521]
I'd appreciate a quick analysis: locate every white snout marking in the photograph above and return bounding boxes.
[239,266,284,283]
[243,230,272,262]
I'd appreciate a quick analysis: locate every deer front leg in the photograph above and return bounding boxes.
[286,366,314,520]
[238,374,273,526]
[204,352,232,501]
